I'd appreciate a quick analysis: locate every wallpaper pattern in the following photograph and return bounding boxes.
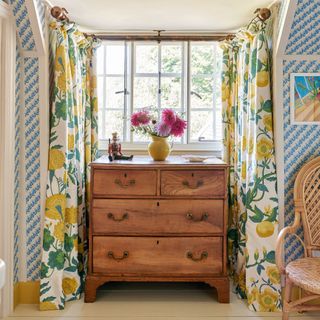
[10,0,43,282]
[283,60,320,262]
[283,0,320,262]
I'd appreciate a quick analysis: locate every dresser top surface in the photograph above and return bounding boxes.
[91,155,227,168]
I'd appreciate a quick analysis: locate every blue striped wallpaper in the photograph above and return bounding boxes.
[286,0,320,55]
[11,0,43,282]
[283,59,320,262]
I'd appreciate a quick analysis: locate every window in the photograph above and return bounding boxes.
[97,41,222,151]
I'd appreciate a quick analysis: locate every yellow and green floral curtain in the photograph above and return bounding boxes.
[39,20,100,310]
[221,23,281,311]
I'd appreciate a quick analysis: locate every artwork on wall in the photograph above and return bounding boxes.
[291,73,320,124]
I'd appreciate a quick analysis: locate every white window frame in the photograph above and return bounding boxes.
[98,40,223,155]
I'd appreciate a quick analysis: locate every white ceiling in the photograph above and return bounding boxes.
[50,0,274,32]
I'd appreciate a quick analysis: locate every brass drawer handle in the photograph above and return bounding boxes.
[186,212,209,222]
[182,180,204,189]
[107,251,129,261]
[114,178,136,188]
[187,251,208,262]
[108,212,128,222]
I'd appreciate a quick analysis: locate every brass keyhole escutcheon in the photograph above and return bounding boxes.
[156,240,160,245]
[124,173,127,178]
[191,173,194,177]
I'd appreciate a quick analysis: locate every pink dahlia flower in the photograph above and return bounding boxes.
[170,116,187,137]
[131,110,151,126]
[161,109,176,126]
[156,121,171,137]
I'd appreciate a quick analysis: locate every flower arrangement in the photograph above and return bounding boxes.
[130,108,187,138]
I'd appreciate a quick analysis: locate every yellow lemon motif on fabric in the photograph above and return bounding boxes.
[257,287,278,312]
[62,277,78,295]
[221,83,229,102]
[55,45,66,73]
[248,287,258,305]
[39,301,57,311]
[241,162,247,181]
[248,138,254,155]
[53,221,65,242]
[68,134,75,150]
[256,137,273,160]
[49,149,65,170]
[266,266,280,285]
[256,221,274,238]
[65,207,78,224]
[85,144,91,162]
[45,194,66,220]
[263,114,273,132]
[57,74,67,92]
[256,71,269,87]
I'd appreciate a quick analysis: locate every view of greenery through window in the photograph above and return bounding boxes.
[97,41,222,147]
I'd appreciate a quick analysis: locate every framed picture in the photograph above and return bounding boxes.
[290,73,320,124]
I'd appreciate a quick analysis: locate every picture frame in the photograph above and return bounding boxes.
[290,73,320,125]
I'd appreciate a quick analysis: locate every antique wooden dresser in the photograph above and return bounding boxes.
[85,155,229,303]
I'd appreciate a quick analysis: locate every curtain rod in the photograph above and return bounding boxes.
[47,4,271,42]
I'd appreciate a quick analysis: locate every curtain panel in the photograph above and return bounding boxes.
[39,20,99,310]
[221,24,281,311]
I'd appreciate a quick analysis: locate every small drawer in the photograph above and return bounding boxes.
[93,236,222,275]
[92,199,224,235]
[92,169,157,196]
[161,170,225,197]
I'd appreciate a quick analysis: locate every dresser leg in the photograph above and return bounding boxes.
[85,275,106,303]
[206,278,230,303]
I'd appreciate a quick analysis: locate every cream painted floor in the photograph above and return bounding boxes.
[6,283,320,320]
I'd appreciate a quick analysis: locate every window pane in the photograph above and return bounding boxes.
[215,109,223,141]
[161,44,182,73]
[105,110,124,140]
[190,110,214,141]
[191,76,213,108]
[97,76,104,108]
[191,43,214,75]
[161,77,181,108]
[134,77,158,108]
[96,46,104,75]
[133,132,149,143]
[106,77,124,109]
[136,44,158,73]
[98,109,103,140]
[106,44,125,74]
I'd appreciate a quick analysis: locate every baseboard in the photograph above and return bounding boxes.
[14,281,40,307]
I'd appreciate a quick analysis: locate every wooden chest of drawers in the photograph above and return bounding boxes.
[85,156,229,303]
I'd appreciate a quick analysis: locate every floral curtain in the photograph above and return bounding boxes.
[39,20,99,310]
[221,23,281,311]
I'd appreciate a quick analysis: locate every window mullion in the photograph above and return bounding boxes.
[130,42,135,143]
[123,41,128,141]
[186,41,191,144]
[212,44,217,141]
[102,45,106,139]
[158,43,161,119]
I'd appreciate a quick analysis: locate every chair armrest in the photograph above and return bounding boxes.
[276,212,301,273]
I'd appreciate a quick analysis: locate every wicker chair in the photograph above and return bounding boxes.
[276,157,320,320]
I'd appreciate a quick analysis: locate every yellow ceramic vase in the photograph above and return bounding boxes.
[148,135,171,161]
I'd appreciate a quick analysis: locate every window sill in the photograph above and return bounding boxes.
[98,140,223,158]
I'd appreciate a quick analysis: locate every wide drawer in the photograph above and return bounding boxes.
[92,169,157,196]
[92,199,224,235]
[93,236,222,275]
[161,170,225,197]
